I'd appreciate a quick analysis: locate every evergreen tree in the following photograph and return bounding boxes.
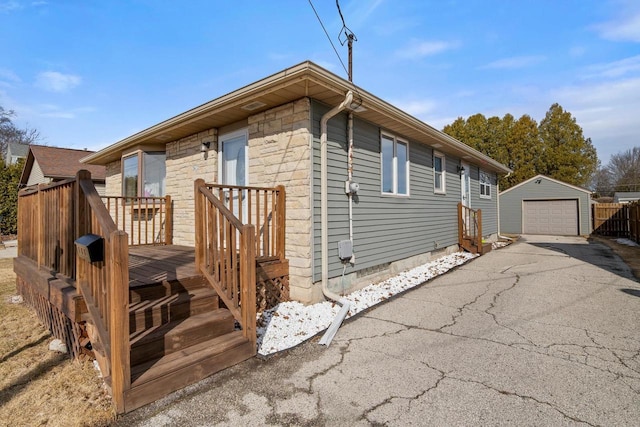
[0,157,22,235]
[443,103,598,190]
[537,103,597,187]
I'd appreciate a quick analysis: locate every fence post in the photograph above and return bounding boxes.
[276,185,286,260]
[164,195,173,245]
[109,230,131,413]
[194,179,205,270]
[240,224,257,350]
[37,184,45,268]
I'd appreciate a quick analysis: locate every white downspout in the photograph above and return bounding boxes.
[318,90,353,346]
[348,112,355,247]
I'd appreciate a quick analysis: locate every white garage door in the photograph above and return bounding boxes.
[523,200,578,235]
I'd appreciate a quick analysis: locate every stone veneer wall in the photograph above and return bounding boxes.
[247,98,313,303]
[101,99,314,303]
[105,160,121,196]
[165,129,218,246]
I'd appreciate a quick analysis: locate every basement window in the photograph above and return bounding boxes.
[122,151,166,197]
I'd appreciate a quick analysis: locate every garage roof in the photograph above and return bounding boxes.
[500,175,592,196]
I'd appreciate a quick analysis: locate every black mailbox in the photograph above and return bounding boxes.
[75,234,104,263]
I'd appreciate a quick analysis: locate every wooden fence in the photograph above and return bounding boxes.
[592,202,640,243]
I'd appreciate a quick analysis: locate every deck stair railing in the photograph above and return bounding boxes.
[194,180,257,349]
[458,202,484,254]
[17,170,131,413]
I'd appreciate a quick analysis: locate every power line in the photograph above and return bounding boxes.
[307,0,349,78]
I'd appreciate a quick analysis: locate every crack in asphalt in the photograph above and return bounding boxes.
[301,249,639,425]
[436,282,493,332]
[445,376,599,426]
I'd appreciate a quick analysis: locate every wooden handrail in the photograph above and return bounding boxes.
[17,170,132,412]
[458,202,484,254]
[74,170,130,412]
[194,179,257,349]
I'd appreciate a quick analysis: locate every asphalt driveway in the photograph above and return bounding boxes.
[119,235,640,426]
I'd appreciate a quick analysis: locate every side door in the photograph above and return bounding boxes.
[218,129,248,222]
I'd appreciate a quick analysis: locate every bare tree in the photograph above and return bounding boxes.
[0,106,42,159]
[607,147,640,192]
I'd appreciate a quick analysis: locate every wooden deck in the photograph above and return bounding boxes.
[15,175,289,413]
[128,245,199,288]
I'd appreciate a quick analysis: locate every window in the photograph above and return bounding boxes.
[381,133,409,195]
[480,170,491,198]
[122,151,166,197]
[434,152,445,193]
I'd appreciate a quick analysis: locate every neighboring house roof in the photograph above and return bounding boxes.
[20,145,106,186]
[82,61,511,175]
[499,174,592,196]
[613,192,640,203]
[5,142,29,163]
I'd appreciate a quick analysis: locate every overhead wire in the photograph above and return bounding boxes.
[307,0,364,109]
[307,0,350,77]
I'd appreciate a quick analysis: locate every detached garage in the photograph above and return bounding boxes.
[499,175,592,236]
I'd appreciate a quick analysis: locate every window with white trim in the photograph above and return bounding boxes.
[434,152,445,193]
[480,170,491,199]
[381,133,409,195]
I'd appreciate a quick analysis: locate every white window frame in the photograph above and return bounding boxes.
[480,170,491,199]
[433,151,446,194]
[380,132,410,196]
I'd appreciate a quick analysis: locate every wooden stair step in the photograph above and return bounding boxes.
[124,331,254,412]
[130,309,235,366]
[129,276,208,303]
[129,286,219,334]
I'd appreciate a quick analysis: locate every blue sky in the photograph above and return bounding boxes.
[1,0,639,165]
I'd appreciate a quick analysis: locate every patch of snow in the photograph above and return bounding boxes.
[615,238,640,247]
[10,295,23,304]
[49,338,68,353]
[257,252,477,355]
[492,241,510,249]
[93,360,103,377]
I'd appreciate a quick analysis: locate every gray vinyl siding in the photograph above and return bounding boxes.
[471,166,498,237]
[311,100,490,281]
[499,177,591,235]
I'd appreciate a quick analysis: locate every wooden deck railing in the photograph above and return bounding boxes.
[194,179,257,349]
[458,202,484,254]
[17,170,130,413]
[101,196,172,246]
[205,184,286,260]
[18,178,77,277]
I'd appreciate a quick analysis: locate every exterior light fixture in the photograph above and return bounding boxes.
[201,141,211,153]
[457,165,465,175]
